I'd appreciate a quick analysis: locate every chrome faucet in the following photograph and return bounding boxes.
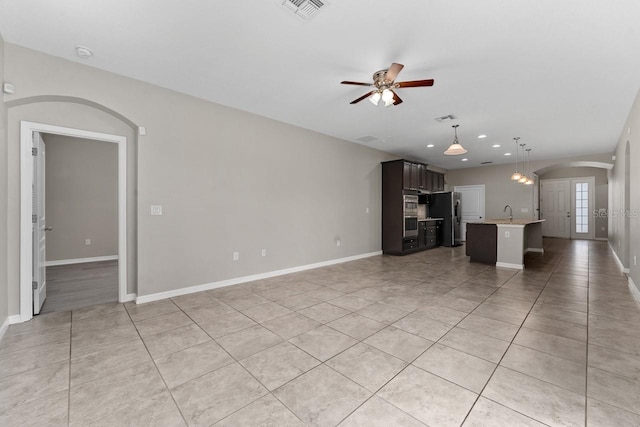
[503,205,513,222]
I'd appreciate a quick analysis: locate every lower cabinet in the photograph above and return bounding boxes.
[403,237,419,251]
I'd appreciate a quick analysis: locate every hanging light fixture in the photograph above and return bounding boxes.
[510,137,522,181]
[525,148,535,185]
[518,143,528,183]
[444,124,468,155]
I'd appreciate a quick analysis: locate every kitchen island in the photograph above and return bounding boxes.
[466,219,545,269]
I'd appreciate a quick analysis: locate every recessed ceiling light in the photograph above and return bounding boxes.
[427,144,434,148]
[504,152,512,156]
[477,135,487,139]
[461,158,468,162]
[75,45,93,59]
[492,144,501,148]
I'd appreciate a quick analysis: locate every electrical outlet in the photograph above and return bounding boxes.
[504,231,510,238]
[261,249,267,257]
[85,239,91,246]
[150,205,162,215]
[521,208,528,213]
[233,252,239,261]
[365,207,370,214]
[336,239,341,247]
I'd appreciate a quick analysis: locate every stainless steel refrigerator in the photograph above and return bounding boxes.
[430,192,462,247]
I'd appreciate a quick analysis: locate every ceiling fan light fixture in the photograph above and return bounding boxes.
[369,91,381,106]
[381,89,394,105]
[444,124,468,156]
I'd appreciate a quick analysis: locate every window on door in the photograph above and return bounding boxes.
[575,182,589,234]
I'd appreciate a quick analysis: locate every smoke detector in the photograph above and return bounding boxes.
[281,0,327,20]
[75,46,93,59]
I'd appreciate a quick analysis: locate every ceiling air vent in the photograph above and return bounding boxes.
[435,114,457,123]
[281,0,327,20]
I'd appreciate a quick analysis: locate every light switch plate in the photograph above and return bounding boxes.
[151,205,162,215]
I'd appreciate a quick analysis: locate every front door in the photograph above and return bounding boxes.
[32,132,47,314]
[454,185,485,242]
[541,179,570,238]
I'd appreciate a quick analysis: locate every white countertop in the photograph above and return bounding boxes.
[418,217,444,221]
[472,219,545,227]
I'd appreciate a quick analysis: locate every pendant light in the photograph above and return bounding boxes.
[518,143,528,183]
[444,124,468,156]
[510,137,522,181]
[525,149,534,185]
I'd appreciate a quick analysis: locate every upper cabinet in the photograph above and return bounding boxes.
[391,159,445,192]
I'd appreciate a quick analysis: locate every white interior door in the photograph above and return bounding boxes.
[32,132,47,314]
[541,179,570,238]
[570,177,595,240]
[454,185,485,242]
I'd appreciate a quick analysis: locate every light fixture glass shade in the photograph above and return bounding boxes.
[444,124,467,155]
[518,175,528,184]
[510,172,522,181]
[525,177,534,185]
[444,143,468,155]
[381,89,394,106]
[369,92,381,106]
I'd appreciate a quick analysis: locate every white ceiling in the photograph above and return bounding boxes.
[1,0,639,169]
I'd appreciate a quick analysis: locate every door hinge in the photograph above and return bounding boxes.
[32,147,38,156]
[32,281,38,290]
[32,214,37,224]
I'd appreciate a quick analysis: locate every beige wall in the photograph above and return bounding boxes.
[538,167,609,239]
[446,153,613,222]
[0,34,8,325]
[610,89,640,288]
[3,43,395,315]
[43,134,118,261]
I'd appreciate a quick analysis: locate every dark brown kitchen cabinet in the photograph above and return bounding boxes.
[434,172,445,191]
[382,159,446,255]
[401,161,422,190]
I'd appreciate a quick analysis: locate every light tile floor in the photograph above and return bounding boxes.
[2,238,640,426]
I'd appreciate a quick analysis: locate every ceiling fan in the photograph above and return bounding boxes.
[341,63,434,106]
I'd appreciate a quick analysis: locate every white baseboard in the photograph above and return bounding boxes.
[496,262,524,270]
[595,237,608,241]
[136,250,383,305]
[608,241,630,273]
[45,255,118,267]
[629,277,640,300]
[0,317,9,344]
[525,248,544,254]
[121,293,137,303]
[9,315,23,324]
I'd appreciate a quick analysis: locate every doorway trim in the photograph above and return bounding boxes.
[20,121,127,322]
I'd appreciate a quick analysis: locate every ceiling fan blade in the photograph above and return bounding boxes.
[341,81,373,86]
[385,63,404,82]
[396,79,435,88]
[350,91,375,104]
[392,91,403,105]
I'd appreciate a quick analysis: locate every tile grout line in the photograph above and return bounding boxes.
[584,242,591,427]
[122,301,191,427]
[459,246,569,426]
[66,310,72,427]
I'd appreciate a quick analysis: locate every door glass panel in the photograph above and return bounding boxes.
[575,182,588,234]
